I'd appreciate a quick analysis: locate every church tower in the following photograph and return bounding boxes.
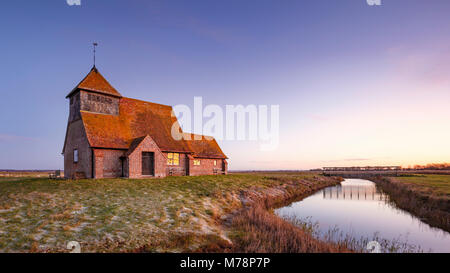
[63,66,122,179]
[66,66,122,122]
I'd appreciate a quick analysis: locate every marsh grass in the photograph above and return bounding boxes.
[393,175,450,196]
[221,176,346,253]
[0,172,338,253]
[283,216,426,253]
[229,205,349,253]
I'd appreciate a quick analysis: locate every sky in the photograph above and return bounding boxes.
[1,0,450,170]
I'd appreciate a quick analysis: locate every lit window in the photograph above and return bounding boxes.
[214,160,217,166]
[74,149,78,163]
[167,153,179,165]
[194,160,201,166]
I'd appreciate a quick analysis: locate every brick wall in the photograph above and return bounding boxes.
[102,150,126,178]
[93,149,103,179]
[92,149,126,178]
[127,136,166,178]
[223,160,228,175]
[188,158,227,176]
[63,119,92,179]
[165,152,189,176]
[64,120,228,178]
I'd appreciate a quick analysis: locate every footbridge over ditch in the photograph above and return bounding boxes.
[322,166,402,178]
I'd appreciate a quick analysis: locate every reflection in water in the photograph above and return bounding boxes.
[275,179,450,253]
[322,183,387,201]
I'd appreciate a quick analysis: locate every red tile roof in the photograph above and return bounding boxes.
[81,98,227,159]
[184,133,228,159]
[66,66,122,98]
[126,136,148,156]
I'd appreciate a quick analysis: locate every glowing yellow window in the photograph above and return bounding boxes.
[167,153,179,165]
[214,160,217,166]
[193,159,201,166]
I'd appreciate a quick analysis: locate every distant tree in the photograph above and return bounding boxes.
[412,163,450,170]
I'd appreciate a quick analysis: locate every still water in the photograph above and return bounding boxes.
[275,179,450,252]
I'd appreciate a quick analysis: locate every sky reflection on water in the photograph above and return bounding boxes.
[275,179,450,253]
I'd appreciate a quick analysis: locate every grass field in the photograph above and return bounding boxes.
[392,175,450,197]
[0,173,339,253]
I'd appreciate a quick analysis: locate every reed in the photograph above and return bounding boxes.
[229,204,350,253]
[372,176,450,232]
[283,216,425,253]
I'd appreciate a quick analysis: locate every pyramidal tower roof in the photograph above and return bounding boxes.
[66,66,122,98]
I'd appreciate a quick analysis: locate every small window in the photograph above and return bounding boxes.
[214,160,217,166]
[73,149,78,163]
[194,159,201,166]
[167,153,179,165]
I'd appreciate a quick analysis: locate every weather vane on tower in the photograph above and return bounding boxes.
[93,42,98,68]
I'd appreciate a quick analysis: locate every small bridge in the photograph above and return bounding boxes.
[322,166,402,178]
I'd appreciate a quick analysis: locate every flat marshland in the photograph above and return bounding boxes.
[374,175,450,232]
[393,175,450,197]
[0,171,55,178]
[0,172,343,253]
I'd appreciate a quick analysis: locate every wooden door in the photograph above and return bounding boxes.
[142,152,154,176]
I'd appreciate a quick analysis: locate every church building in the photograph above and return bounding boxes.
[63,66,228,179]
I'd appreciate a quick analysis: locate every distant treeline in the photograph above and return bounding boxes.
[0,170,56,173]
[404,163,450,170]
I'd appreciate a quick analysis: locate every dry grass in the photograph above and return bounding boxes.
[229,204,349,253]
[0,171,59,178]
[192,174,345,253]
[0,172,341,253]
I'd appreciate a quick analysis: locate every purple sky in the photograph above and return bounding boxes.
[1,0,450,170]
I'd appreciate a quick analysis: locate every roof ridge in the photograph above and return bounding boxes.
[121,97,173,108]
